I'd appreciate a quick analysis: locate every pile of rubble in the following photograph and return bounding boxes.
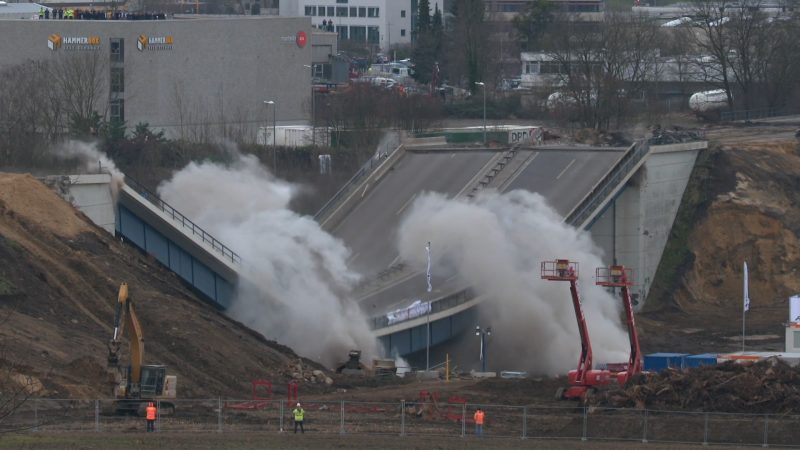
[591,358,800,413]
[285,360,334,386]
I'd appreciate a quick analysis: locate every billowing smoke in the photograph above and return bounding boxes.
[396,190,629,376]
[55,140,125,196]
[157,155,378,367]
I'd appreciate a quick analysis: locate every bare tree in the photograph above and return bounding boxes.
[48,51,108,134]
[543,15,662,129]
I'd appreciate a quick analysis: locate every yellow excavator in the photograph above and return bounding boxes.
[107,283,177,415]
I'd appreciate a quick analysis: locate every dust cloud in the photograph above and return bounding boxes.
[55,140,125,195]
[157,155,379,367]
[396,190,629,376]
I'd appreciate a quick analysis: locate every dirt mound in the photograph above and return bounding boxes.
[0,173,327,399]
[0,173,92,238]
[647,140,800,338]
[591,359,800,413]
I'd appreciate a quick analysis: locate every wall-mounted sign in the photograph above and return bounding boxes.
[296,31,307,48]
[48,34,101,51]
[280,31,307,48]
[137,34,174,51]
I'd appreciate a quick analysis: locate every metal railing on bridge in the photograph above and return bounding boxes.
[564,140,650,229]
[369,288,474,330]
[124,176,241,265]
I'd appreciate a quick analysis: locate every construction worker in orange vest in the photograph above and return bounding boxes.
[474,407,485,436]
[145,402,157,432]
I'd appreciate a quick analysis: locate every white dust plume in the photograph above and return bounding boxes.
[157,155,378,367]
[396,190,629,376]
[55,140,125,195]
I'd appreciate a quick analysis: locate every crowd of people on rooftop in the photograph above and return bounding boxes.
[38,7,168,20]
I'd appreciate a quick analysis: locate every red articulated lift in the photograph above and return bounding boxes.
[595,265,643,385]
[541,259,612,400]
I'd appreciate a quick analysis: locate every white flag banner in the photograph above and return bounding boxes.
[790,295,800,323]
[426,242,432,293]
[743,261,750,312]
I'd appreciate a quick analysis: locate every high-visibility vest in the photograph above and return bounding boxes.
[293,408,304,421]
[146,405,157,420]
[474,410,485,425]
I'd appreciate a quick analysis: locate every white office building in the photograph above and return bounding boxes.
[281,0,442,51]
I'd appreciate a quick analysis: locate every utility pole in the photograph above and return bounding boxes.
[474,82,486,145]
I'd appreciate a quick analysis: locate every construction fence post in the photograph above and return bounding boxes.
[522,406,527,439]
[400,401,406,436]
[95,399,100,432]
[763,414,769,448]
[156,400,160,433]
[340,400,345,435]
[703,412,709,445]
[279,400,284,432]
[461,404,466,437]
[217,397,222,433]
[33,398,38,432]
[581,407,588,441]
[642,409,648,443]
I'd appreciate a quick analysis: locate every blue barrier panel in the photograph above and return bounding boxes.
[144,225,169,266]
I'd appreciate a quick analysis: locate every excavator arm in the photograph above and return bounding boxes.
[107,283,144,388]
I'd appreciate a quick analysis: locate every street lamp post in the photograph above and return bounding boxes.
[474,81,486,145]
[475,325,492,372]
[304,64,315,147]
[264,100,276,171]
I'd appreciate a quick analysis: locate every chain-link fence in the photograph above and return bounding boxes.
[4,399,800,446]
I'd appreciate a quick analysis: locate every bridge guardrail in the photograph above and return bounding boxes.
[314,132,401,223]
[369,288,474,330]
[564,140,650,228]
[123,176,241,265]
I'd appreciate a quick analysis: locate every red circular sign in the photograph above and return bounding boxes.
[296,31,307,48]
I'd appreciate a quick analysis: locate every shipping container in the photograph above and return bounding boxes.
[684,353,718,368]
[643,353,688,371]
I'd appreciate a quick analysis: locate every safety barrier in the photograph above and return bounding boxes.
[4,399,800,446]
[563,140,650,229]
[123,176,241,264]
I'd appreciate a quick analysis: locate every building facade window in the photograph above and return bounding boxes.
[350,26,366,42]
[367,26,379,44]
[336,6,347,16]
[336,0,347,3]
[337,25,348,39]
[110,67,124,93]
[327,6,334,15]
[367,7,379,17]
[400,29,406,37]
[317,6,324,15]
[350,6,356,16]
[304,5,315,15]
[358,6,366,17]
[110,99,124,122]
[401,10,406,17]
[110,38,124,63]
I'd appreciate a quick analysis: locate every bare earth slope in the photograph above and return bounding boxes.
[0,173,316,399]
[642,126,800,352]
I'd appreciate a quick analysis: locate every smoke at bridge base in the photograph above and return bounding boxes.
[157,154,378,367]
[396,190,629,376]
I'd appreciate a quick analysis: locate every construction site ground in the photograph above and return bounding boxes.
[2,116,800,447]
[0,432,714,450]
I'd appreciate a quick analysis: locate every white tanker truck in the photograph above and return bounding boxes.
[689,89,730,119]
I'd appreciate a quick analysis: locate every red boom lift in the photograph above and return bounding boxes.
[595,265,643,385]
[541,259,612,400]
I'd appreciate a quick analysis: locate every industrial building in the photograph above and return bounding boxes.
[0,15,335,138]
[281,0,444,50]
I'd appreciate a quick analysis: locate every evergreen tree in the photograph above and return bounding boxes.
[412,0,435,84]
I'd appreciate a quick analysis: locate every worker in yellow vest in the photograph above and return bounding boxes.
[292,402,305,434]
